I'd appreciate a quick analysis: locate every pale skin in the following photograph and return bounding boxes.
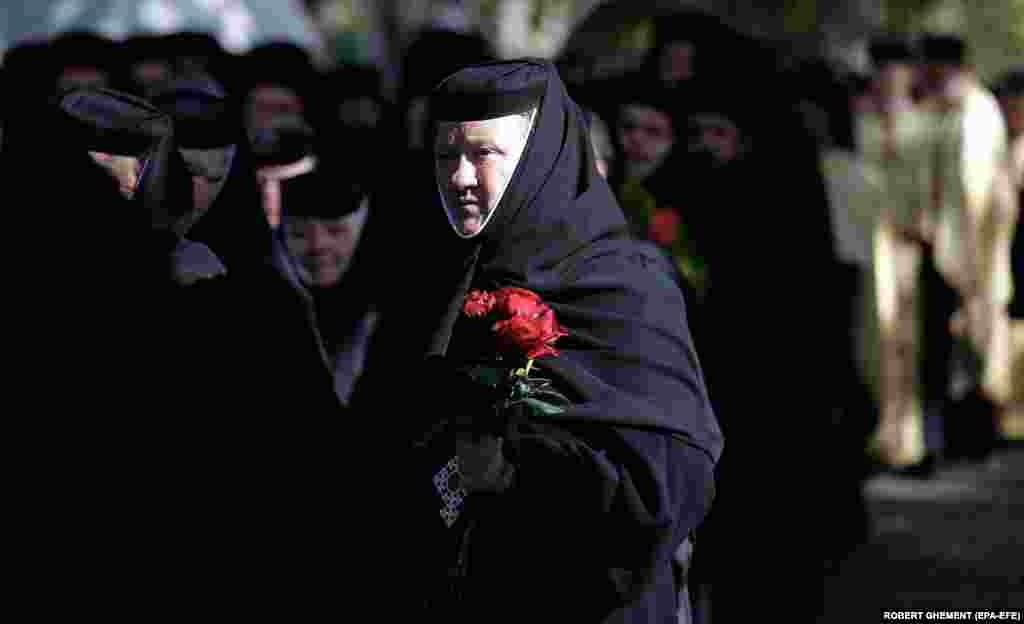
[283,199,369,289]
[88,150,219,213]
[88,152,143,199]
[435,112,532,237]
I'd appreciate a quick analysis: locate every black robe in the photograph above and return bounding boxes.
[364,60,722,623]
[9,87,345,614]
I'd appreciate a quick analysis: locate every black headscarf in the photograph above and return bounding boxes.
[151,78,273,275]
[274,156,379,355]
[425,59,723,462]
[55,86,193,242]
[150,75,243,234]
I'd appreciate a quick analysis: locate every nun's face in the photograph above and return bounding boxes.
[247,84,305,132]
[659,42,695,85]
[435,113,532,236]
[618,104,674,180]
[686,114,744,168]
[284,198,369,288]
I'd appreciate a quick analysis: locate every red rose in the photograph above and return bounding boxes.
[492,304,568,360]
[649,206,681,246]
[463,289,497,317]
[493,287,544,318]
[463,287,569,361]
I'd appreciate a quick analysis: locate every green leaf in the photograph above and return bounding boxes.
[463,365,504,388]
[520,397,567,416]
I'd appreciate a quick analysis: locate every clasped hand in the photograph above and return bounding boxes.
[454,425,512,494]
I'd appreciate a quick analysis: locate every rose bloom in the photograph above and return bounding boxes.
[464,289,497,317]
[649,206,681,246]
[492,304,568,360]
[493,287,544,318]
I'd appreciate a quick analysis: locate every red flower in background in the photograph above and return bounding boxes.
[649,206,681,246]
[463,289,497,317]
[462,287,568,362]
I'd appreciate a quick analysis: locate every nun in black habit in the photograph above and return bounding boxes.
[149,75,277,278]
[380,59,722,623]
[13,86,346,612]
[271,156,381,406]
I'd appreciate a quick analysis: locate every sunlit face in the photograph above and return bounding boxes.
[618,104,675,180]
[247,84,305,131]
[435,112,533,237]
[686,113,745,168]
[88,151,144,199]
[283,198,369,288]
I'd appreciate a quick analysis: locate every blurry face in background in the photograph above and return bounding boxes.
[618,104,675,180]
[87,151,143,199]
[875,63,916,100]
[57,66,108,92]
[131,60,173,96]
[247,84,304,131]
[283,198,369,288]
[435,113,533,237]
[660,41,695,85]
[998,94,1024,139]
[924,62,965,102]
[686,113,745,168]
[180,146,234,216]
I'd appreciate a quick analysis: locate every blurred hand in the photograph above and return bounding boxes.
[455,433,510,494]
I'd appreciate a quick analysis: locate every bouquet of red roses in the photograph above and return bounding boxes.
[427,287,572,528]
[459,287,571,417]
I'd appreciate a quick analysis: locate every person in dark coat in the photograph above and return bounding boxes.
[272,155,381,406]
[658,77,856,621]
[150,74,281,278]
[148,76,338,402]
[365,59,722,623]
[9,85,345,613]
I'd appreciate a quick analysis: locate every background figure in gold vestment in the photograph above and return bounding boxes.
[856,35,934,468]
[914,34,1017,468]
[991,69,1024,441]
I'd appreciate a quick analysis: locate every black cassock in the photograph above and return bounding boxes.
[357,60,723,623]
[8,87,346,615]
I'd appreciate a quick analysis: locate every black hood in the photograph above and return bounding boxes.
[55,86,194,240]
